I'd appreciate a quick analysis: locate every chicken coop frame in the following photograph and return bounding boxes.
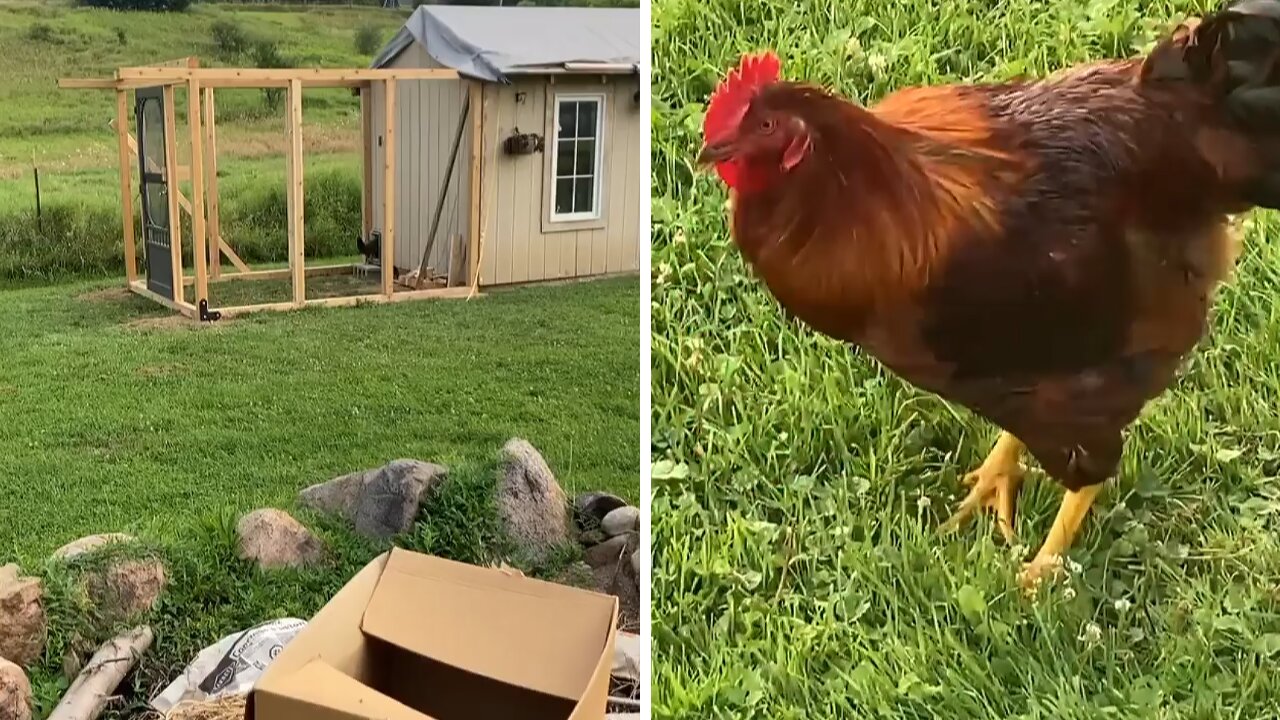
[59,57,484,321]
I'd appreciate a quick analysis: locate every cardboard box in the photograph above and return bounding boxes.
[246,548,620,720]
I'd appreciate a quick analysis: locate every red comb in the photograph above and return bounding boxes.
[703,50,781,144]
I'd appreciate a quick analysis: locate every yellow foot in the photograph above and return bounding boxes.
[939,433,1025,543]
[1018,554,1064,592]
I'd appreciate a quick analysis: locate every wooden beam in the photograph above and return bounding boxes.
[360,85,372,242]
[117,67,459,84]
[188,78,209,310]
[203,86,222,279]
[214,286,476,319]
[128,281,198,319]
[59,78,120,89]
[162,84,184,306]
[382,79,397,297]
[219,239,251,274]
[202,263,354,284]
[115,89,137,285]
[287,78,305,307]
[468,80,482,289]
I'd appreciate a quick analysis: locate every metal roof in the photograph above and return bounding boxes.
[371,5,641,83]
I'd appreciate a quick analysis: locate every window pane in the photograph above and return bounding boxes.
[556,140,575,178]
[573,177,593,214]
[558,102,577,140]
[555,178,574,215]
[576,101,597,139]
[575,139,595,176]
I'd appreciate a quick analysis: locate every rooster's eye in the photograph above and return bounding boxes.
[760,118,776,134]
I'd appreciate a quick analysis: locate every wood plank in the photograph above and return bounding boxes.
[128,280,197,319]
[186,263,353,284]
[360,86,372,242]
[59,78,119,89]
[203,86,222,278]
[187,78,209,309]
[287,78,305,306]
[219,239,251,274]
[468,80,483,289]
[117,67,459,83]
[162,84,185,305]
[115,90,137,285]
[382,79,397,297]
[215,286,476,319]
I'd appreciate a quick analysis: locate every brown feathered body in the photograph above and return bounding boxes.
[723,8,1280,491]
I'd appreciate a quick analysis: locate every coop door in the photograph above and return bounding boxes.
[135,86,175,300]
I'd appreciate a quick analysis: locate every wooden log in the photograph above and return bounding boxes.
[48,626,153,720]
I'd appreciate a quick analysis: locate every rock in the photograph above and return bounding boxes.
[497,438,570,562]
[573,492,628,533]
[584,533,635,570]
[0,658,31,720]
[601,506,640,537]
[578,529,607,547]
[300,459,448,541]
[630,549,640,576]
[84,558,167,622]
[52,533,137,561]
[0,566,45,668]
[236,509,327,570]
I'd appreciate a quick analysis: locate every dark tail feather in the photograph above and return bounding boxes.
[1145,0,1280,208]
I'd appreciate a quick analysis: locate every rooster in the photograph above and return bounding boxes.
[697,0,1280,589]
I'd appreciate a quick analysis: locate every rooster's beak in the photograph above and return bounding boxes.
[696,140,735,166]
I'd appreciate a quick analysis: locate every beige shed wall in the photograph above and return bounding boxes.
[369,43,641,287]
[369,43,471,280]
[478,74,641,286]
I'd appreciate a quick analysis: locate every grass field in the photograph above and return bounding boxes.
[0,272,638,717]
[651,0,1280,717]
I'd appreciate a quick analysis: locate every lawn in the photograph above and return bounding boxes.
[650,0,1280,718]
[0,274,640,560]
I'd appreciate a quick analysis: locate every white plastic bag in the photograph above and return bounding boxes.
[150,618,307,713]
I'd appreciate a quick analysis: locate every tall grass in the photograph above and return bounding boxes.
[0,169,360,283]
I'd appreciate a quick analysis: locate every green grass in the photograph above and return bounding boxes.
[0,274,639,560]
[651,0,1280,717]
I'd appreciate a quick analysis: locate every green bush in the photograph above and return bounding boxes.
[26,23,60,44]
[354,23,382,56]
[251,39,289,112]
[210,20,251,60]
[76,0,191,11]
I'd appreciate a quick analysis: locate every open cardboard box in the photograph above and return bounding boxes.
[245,548,619,720]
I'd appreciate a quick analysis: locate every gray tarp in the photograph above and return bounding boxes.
[371,5,640,83]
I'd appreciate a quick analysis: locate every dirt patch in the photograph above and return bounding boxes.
[122,315,206,332]
[134,363,188,378]
[77,287,132,303]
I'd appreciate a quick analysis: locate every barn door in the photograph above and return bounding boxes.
[135,86,174,300]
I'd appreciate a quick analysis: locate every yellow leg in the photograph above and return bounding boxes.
[1019,483,1103,591]
[939,432,1025,543]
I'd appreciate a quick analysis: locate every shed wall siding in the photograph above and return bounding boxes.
[479,75,640,286]
[370,43,471,281]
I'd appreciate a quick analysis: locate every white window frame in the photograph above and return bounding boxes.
[549,93,606,223]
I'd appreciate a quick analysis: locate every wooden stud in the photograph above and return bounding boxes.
[203,86,222,279]
[219,239,251,274]
[115,89,137,285]
[128,280,198,319]
[382,79,397,297]
[468,79,482,288]
[287,79,305,306]
[116,67,458,83]
[215,286,476,319]
[360,85,372,243]
[187,78,209,310]
[162,84,184,305]
[183,263,355,285]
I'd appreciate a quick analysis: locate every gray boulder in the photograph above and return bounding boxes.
[601,506,640,537]
[300,459,448,541]
[573,492,628,533]
[497,439,569,562]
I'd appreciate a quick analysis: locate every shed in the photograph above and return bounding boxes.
[368,5,642,287]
